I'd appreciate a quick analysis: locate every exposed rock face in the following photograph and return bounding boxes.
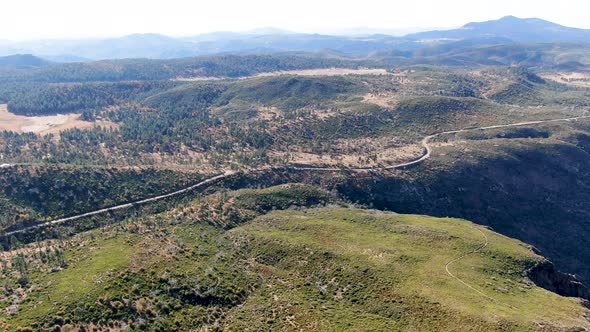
[528,260,590,301]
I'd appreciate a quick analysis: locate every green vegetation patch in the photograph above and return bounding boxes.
[217,75,365,111]
[233,183,336,212]
[9,235,135,326]
[173,183,339,229]
[1,221,256,331]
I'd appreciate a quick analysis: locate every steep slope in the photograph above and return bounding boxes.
[335,127,590,282]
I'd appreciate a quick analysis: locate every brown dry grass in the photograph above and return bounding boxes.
[362,92,399,108]
[271,136,423,168]
[174,68,390,81]
[0,104,117,135]
[172,76,222,82]
[256,106,283,121]
[541,72,590,87]
[254,68,389,77]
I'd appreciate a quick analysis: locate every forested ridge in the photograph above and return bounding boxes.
[0,54,369,117]
[2,66,588,168]
[0,54,368,83]
[0,81,179,116]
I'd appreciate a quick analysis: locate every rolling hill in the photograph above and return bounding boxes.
[0,54,51,68]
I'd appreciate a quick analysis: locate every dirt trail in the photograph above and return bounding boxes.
[3,115,590,305]
[444,225,520,308]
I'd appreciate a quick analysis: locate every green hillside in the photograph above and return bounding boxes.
[0,185,587,331]
[226,208,588,331]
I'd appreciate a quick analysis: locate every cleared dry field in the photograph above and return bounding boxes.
[0,104,115,135]
[271,137,423,168]
[541,72,590,87]
[175,68,390,81]
[254,67,389,77]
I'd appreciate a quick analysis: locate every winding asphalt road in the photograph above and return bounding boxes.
[293,115,590,171]
[3,115,590,237]
[2,171,235,236]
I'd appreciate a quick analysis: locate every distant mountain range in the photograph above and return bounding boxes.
[407,16,590,43]
[0,16,589,62]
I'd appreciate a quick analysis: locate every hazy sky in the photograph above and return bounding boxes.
[1,0,589,40]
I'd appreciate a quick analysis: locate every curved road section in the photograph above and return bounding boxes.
[2,115,590,236]
[293,115,590,171]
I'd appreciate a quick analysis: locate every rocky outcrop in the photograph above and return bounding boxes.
[528,260,590,301]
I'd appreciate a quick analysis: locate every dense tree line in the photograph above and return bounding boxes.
[0,61,368,116]
[0,81,178,116]
[0,55,369,84]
